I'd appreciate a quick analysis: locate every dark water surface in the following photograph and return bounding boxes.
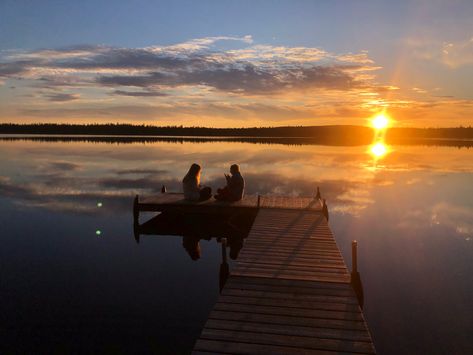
[1,138,472,354]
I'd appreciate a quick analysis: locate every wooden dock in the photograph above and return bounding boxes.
[133,192,375,354]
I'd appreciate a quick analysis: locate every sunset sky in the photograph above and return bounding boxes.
[1,0,472,127]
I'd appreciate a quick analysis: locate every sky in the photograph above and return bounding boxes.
[1,0,472,127]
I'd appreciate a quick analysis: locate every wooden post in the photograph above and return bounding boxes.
[133,194,140,244]
[350,240,364,309]
[257,194,261,208]
[221,238,227,263]
[316,186,321,199]
[161,185,166,193]
[133,194,139,222]
[352,240,358,273]
[133,223,140,244]
[322,198,329,221]
[219,238,229,293]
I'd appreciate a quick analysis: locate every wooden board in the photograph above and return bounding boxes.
[233,210,349,283]
[136,193,324,213]
[193,209,376,354]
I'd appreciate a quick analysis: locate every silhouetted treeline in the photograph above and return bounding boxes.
[386,127,473,140]
[1,135,472,148]
[0,123,472,142]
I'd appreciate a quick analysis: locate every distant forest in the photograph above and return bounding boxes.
[0,123,472,145]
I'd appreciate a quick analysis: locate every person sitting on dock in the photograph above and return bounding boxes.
[182,163,212,202]
[214,164,245,202]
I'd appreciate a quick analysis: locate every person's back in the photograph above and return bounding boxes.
[183,163,201,201]
[183,176,200,201]
[182,163,212,201]
[228,170,244,201]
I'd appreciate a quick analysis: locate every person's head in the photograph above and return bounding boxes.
[230,164,240,175]
[184,163,201,183]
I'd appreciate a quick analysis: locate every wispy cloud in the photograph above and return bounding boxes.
[111,90,167,97]
[407,36,473,68]
[44,92,80,102]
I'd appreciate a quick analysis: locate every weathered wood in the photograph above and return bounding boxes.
[193,338,337,355]
[217,295,361,313]
[204,318,371,342]
[149,199,377,353]
[214,301,364,322]
[200,328,375,354]
[221,288,359,305]
[208,310,368,332]
[224,281,356,298]
[136,193,324,214]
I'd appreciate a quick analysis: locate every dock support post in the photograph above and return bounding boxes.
[133,195,140,244]
[322,199,329,221]
[350,240,364,309]
[316,186,321,199]
[161,185,166,193]
[257,194,261,208]
[219,238,229,293]
[221,238,227,263]
[351,240,358,273]
[133,195,139,223]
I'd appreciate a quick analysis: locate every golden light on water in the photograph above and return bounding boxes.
[370,142,388,158]
[372,113,389,130]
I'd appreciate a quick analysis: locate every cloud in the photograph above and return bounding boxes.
[407,36,473,68]
[0,36,402,124]
[111,90,167,97]
[18,100,368,122]
[1,36,377,95]
[44,93,80,102]
[115,168,168,175]
[441,37,473,68]
[47,161,81,171]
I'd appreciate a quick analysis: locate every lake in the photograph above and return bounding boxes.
[1,137,472,354]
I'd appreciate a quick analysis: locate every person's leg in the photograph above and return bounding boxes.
[216,188,233,201]
[199,187,212,201]
[214,186,227,200]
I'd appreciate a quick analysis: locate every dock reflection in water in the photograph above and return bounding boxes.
[134,210,257,291]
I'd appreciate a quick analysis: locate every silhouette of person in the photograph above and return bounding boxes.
[182,163,212,201]
[214,164,245,202]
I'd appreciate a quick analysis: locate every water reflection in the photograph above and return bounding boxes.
[1,138,473,354]
[134,210,256,292]
[369,141,389,158]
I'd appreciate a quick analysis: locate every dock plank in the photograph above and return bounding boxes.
[194,208,374,353]
[137,193,324,212]
[200,328,375,354]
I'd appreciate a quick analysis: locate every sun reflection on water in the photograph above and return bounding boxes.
[370,142,388,158]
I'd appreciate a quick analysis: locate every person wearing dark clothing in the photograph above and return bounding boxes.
[214,164,245,202]
[182,163,212,201]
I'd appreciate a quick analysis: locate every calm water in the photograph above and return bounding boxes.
[1,137,472,354]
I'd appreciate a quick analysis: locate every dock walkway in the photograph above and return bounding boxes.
[133,193,375,354]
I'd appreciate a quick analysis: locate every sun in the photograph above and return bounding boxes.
[372,113,389,130]
[370,142,387,157]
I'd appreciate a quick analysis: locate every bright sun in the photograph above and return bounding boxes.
[370,142,387,157]
[372,114,389,129]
